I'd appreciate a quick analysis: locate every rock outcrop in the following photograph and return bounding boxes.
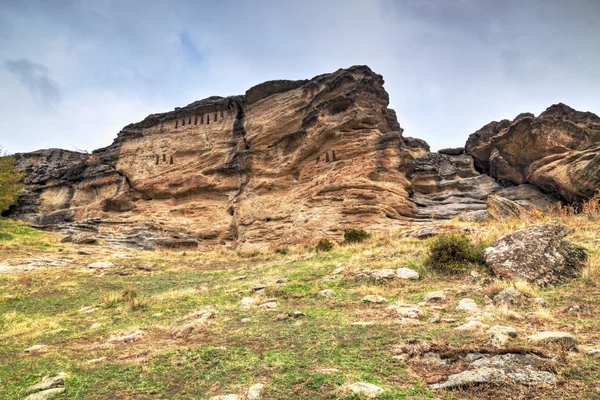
[483,222,588,286]
[7,66,417,249]
[466,103,600,203]
[6,65,599,249]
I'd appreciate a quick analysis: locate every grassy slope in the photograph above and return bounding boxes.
[0,215,598,399]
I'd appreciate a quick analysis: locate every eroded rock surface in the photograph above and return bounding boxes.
[484,222,588,286]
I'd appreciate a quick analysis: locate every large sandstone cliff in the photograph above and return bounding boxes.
[6,67,600,249]
[7,66,416,249]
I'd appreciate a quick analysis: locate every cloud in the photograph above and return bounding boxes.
[4,58,61,108]
[179,30,205,66]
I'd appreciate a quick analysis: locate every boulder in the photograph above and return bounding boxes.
[318,289,336,297]
[246,383,265,400]
[26,373,66,394]
[483,222,588,286]
[396,267,420,280]
[424,291,446,303]
[456,299,478,312]
[528,331,578,351]
[363,295,387,304]
[60,231,98,244]
[348,382,384,398]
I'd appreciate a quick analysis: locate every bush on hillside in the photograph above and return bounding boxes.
[343,229,371,244]
[424,233,481,274]
[315,239,334,253]
[0,147,24,214]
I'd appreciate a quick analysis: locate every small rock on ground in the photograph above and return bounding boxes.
[456,298,478,312]
[24,344,45,353]
[318,289,335,297]
[363,295,387,304]
[275,311,306,321]
[455,320,487,332]
[348,382,384,398]
[87,261,114,269]
[396,267,419,280]
[26,373,67,394]
[24,388,66,400]
[528,331,578,351]
[424,291,446,302]
[246,383,265,400]
[209,395,239,400]
[387,305,422,319]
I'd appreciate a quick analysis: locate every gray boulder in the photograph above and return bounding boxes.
[483,222,588,286]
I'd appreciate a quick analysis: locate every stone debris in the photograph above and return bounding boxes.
[318,289,336,297]
[396,267,420,280]
[259,298,278,309]
[317,368,340,374]
[428,313,441,324]
[61,232,97,244]
[24,344,45,353]
[275,311,307,321]
[239,297,256,310]
[493,287,523,305]
[456,298,478,312]
[209,395,239,400]
[363,295,387,304]
[246,383,265,400]
[387,305,423,319]
[430,353,556,389]
[455,320,487,332]
[251,284,266,292]
[173,306,214,337]
[424,291,446,303]
[528,331,578,351]
[78,306,98,313]
[108,329,145,344]
[394,318,421,326]
[351,321,375,326]
[25,372,67,400]
[348,382,384,398]
[87,261,114,269]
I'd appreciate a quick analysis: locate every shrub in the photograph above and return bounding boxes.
[424,233,481,274]
[343,229,370,243]
[275,247,288,255]
[0,148,25,214]
[315,239,334,253]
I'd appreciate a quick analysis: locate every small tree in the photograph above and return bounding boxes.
[0,146,25,214]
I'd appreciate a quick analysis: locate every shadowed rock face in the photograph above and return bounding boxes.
[7,66,417,249]
[466,103,600,203]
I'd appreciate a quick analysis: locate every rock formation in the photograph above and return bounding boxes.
[7,66,416,249]
[466,103,600,203]
[5,66,600,249]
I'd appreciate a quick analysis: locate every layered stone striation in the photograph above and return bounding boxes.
[7,66,416,249]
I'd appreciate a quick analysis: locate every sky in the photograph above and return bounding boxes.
[1,0,599,153]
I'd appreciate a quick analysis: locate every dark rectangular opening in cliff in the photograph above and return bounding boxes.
[220,110,224,118]
[188,117,191,125]
[182,118,185,126]
[175,120,178,128]
[214,112,218,122]
[163,154,166,162]
[194,116,198,125]
[207,115,210,125]
[170,155,173,164]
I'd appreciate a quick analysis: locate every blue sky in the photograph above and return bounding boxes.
[1,0,599,153]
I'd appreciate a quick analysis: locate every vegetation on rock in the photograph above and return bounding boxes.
[0,147,24,214]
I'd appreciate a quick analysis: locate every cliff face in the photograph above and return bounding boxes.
[7,67,600,249]
[8,66,416,249]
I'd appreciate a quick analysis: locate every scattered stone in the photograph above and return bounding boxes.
[488,326,517,338]
[239,297,256,310]
[108,329,145,344]
[24,388,66,400]
[259,298,278,309]
[152,313,163,317]
[441,318,457,323]
[565,304,584,313]
[387,305,422,319]
[90,322,102,329]
[585,348,600,356]
[368,269,397,281]
[263,277,289,285]
[24,344,45,353]
[318,289,336,297]
[483,222,588,287]
[246,383,265,400]
[87,261,114,269]
[173,306,214,337]
[363,295,387,304]
[25,373,66,395]
[456,298,478,312]
[411,352,447,367]
[430,353,556,389]
[348,382,384,398]
[209,395,239,400]
[532,297,547,305]
[528,331,578,351]
[251,284,266,292]
[396,267,420,280]
[275,311,307,321]
[394,318,421,326]
[86,357,106,364]
[455,320,487,332]
[351,321,375,326]
[493,287,523,305]
[240,318,251,323]
[424,291,446,303]
[332,267,344,275]
[428,313,441,324]
[78,306,98,314]
[77,250,91,255]
[317,368,340,374]
[61,231,97,244]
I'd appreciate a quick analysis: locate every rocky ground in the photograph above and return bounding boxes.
[0,211,599,399]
